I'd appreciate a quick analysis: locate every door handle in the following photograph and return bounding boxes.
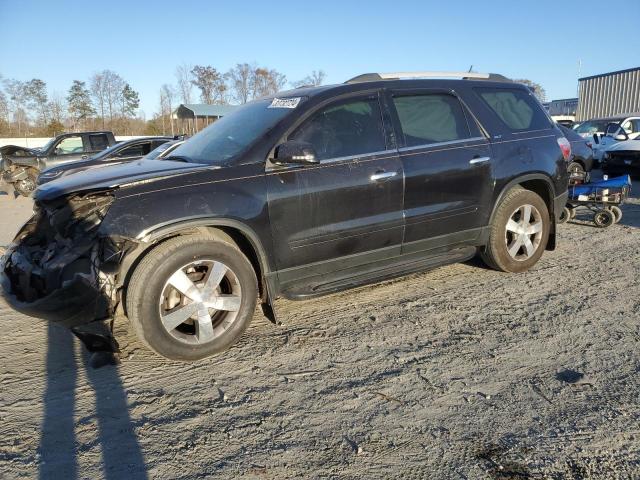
[469,156,490,165]
[370,171,397,182]
[81,155,88,159]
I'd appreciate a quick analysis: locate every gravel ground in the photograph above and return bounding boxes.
[1,178,639,479]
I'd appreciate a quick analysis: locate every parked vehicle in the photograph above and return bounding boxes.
[0,131,116,196]
[558,124,594,182]
[601,136,640,176]
[577,114,640,161]
[0,71,570,361]
[143,139,186,160]
[37,136,175,185]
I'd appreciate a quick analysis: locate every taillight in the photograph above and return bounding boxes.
[557,137,571,161]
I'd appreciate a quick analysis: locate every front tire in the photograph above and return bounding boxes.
[481,186,550,273]
[126,233,258,361]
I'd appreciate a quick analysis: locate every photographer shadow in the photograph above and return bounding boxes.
[38,323,147,479]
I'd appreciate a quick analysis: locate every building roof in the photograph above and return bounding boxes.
[579,66,640,82]
[175,104,239,118]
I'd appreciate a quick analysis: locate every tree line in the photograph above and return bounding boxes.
[153,63,324,135]
[0,64,325,138]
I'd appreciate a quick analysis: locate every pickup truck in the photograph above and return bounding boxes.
[0,131,117,196]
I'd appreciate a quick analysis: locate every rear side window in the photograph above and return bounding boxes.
[392,94,471,146]
[289,97,386,160]
[88,134,109,151]
[117,144,146,157]
[476,87,550,131]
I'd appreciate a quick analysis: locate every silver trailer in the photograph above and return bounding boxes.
[576,67,640,121]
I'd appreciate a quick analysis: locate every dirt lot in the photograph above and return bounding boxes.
[1,181,639,479]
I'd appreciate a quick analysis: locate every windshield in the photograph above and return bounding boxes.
[145,141,178,160]
[168,98,296,165]
[40,137,57,152]
[573,120,617,135]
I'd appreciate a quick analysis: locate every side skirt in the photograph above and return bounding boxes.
[266,228,486,301]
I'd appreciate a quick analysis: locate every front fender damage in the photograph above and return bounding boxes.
[0,191,136,355]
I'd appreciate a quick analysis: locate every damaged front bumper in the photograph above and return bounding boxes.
[0,191,121,328]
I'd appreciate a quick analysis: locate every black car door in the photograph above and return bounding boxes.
[266,91,404,274]
[386,89,493,254]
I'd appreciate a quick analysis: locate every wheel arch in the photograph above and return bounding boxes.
[488,174,557,251]
[117,217,272,313]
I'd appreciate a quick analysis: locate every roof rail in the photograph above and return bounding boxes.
[345,71,511,84]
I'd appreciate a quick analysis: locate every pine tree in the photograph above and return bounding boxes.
[121,83,140,118]
[67,80,95,130]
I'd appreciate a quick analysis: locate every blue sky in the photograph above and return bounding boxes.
[1,0,639,117]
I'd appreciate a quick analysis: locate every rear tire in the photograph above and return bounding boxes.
[126,233,258,361]
[481,186,550,273]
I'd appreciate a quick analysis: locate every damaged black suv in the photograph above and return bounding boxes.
[1,72,570,361]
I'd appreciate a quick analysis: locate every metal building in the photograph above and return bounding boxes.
[544,98,578,117]
[576,67,640,121]
[173,104,238,134]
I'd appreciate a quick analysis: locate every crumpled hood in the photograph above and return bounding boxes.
[34,159,210,202]
[605,139,640,153]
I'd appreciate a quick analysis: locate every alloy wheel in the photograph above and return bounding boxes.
[159,259,242,345]
[504,204,543,261]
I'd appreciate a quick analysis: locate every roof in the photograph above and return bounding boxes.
[175,104,239,118]
[578,66,640,82]
[588,112,640,121]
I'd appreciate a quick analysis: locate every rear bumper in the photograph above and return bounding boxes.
[553,190,569,222]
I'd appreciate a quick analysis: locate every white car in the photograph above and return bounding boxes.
[578,115,640,161]
[601,136,640,175]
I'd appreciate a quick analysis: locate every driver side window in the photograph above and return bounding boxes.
[54,136,84,155]
[288,96,386,161]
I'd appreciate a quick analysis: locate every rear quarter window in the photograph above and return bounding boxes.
[88,134,109,151]
[475,87,550,132]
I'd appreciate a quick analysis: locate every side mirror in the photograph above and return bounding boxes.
[592,133,600,145]
[614,133,629,141]
[274,141,319,165]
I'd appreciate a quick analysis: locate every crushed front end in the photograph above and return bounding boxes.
[0,191,121,329]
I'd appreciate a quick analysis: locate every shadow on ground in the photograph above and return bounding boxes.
[38,324,148,479]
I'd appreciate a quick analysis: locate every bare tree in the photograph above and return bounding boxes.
[513,78,547,103]
[0,88,9,135]
[191,65,227,104]
[160,84,176,135]
[251,67,287,99]
[158,88,171,135]
[90,72,106,128]
[292,70,326,88]
[227,63,254,104]
[175,63,193,104]
[48,91,66,125]
[4,79,29,136]
[103,70,125,124]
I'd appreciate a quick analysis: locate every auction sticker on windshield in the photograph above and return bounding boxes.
[269,97,301,109]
